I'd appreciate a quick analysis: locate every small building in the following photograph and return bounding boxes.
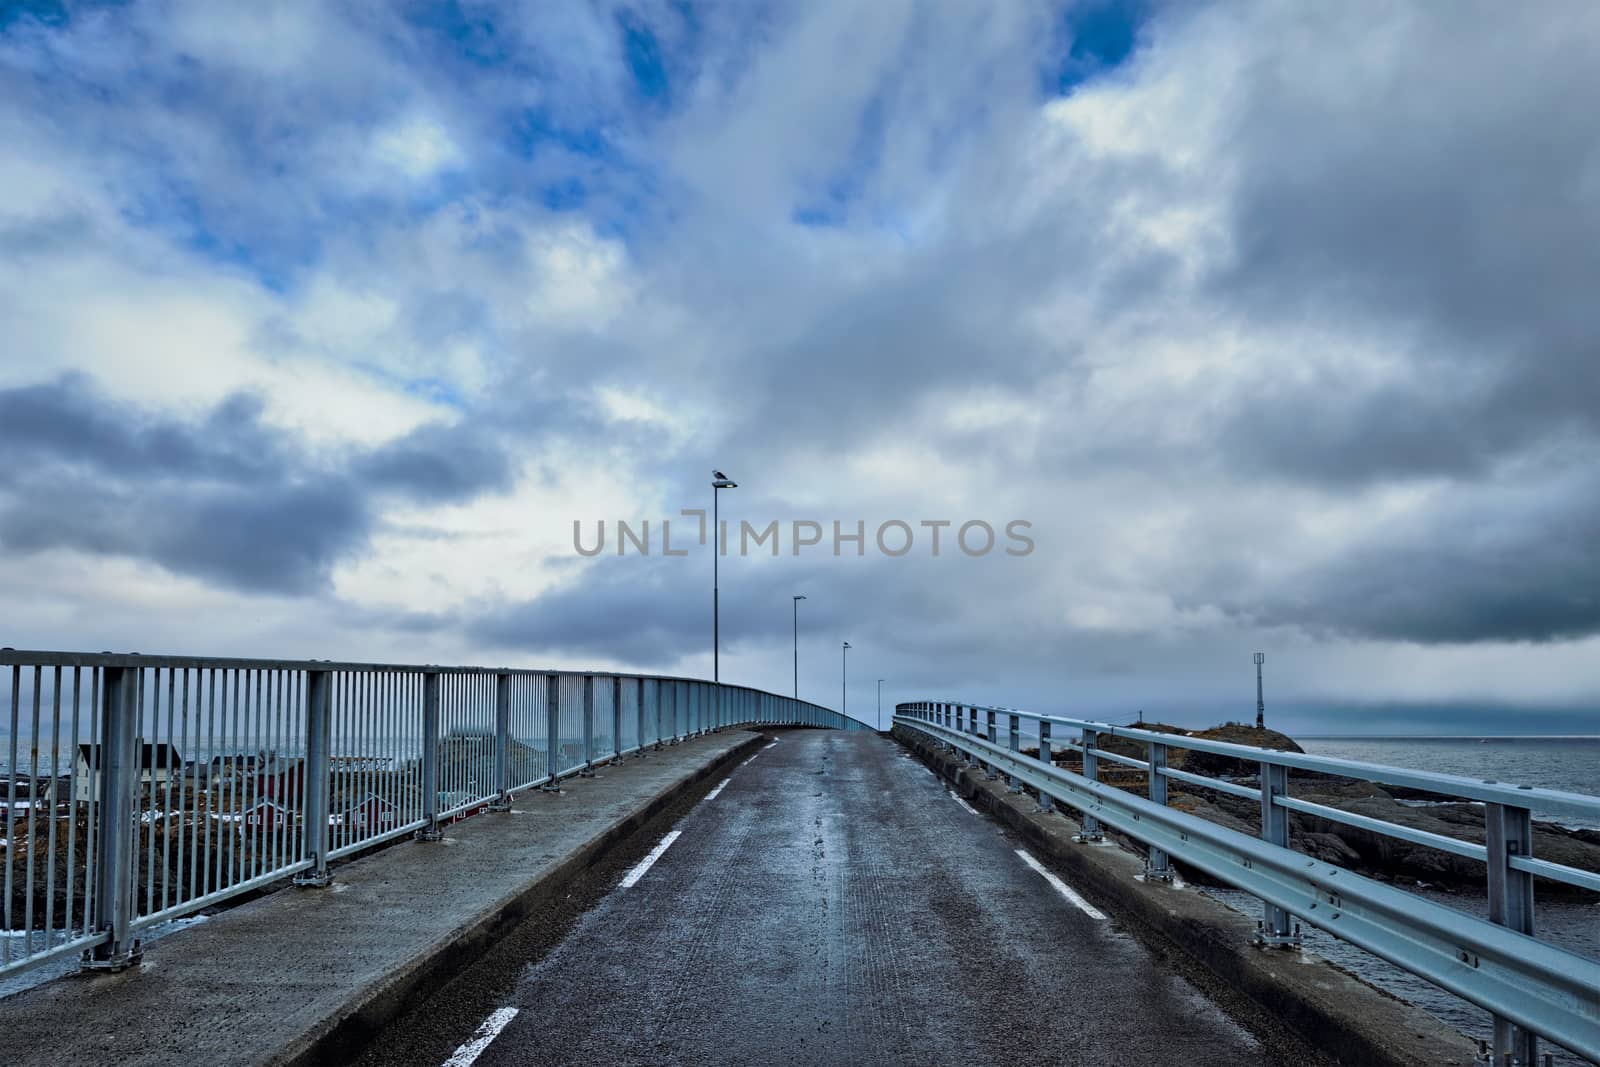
[338,793,398,834]
[243,799,291,831]
[74,742,183,804]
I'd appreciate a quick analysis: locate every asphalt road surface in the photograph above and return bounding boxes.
[376,730,1325,1067]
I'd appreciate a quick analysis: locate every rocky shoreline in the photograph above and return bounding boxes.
[1034,723,1600,900]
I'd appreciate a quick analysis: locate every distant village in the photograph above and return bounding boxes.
[2,730,560,862]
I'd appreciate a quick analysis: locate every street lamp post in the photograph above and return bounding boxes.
[842,642,851,717]
[792,595,806,699]
[877,679,885,731]
[712,471,737,686]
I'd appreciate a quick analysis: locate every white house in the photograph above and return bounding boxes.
[74,741,183,804]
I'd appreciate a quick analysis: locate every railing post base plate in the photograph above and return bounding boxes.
[81,942,143,973]
[1254,922,1303,950]
[293,869,334,889]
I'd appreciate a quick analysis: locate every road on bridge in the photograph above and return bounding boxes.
[365,730,1325,1067]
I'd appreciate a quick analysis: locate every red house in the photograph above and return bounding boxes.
[255,757,305,801]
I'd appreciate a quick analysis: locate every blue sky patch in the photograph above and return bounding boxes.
[620,12,669,103]
[1049,0,1150,94]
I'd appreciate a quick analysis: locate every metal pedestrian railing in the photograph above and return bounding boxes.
[0,648,862,982]
[894,701,1600,1067]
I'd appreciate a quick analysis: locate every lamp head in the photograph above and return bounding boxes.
[794,594,806,601]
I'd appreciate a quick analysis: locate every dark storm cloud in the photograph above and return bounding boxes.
[357,421,515,501]
[1220,467,1600,645]
[470,550,861,663]
[0,377,515,593]
[471,528,1047,680]
[1211,5,1600,487]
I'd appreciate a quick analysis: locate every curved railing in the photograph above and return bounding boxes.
[894,700,1600,1066]
[0,647,863,981]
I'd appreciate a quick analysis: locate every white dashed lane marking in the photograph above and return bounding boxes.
[947,790,979,815]
[619,830,683,889]
[442,1007,520,1067]
[1015,849,1107,920]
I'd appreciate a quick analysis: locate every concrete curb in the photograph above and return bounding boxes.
[280,731,766,1066]
[893,726,1482,1067]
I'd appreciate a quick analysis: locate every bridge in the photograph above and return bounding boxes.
[0,650,1596,1066]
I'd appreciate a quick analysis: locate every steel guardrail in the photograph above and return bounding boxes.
[0,648,866,982]
[894,701,1600,1066]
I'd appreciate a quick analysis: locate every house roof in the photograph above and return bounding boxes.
[338,792,397,811]
[77,742,183,770]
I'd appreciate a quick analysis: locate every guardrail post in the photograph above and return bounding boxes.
[1006,714,1022,792]
[668,683,680,745]
[966,707,979,766]
[1145,741,1173,882]
[1256,762,1299,946]
[541,673,562,790]
[611,677,624,764]
[1036,721,1054,812]
[488,673,512,811]
[580,675,596,778]
[1076,728,1103,843]
[83,666,142,971]
[417,671,443,840]
[984,709,999,779]
[1486,802,1537,1066]
[295,669,335,885]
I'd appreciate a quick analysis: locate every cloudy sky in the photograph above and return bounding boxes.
[2,1,1597,734]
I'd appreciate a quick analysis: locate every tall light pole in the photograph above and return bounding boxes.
[711,471,737,684]
[841,641,851,717]
[877,679,885,731]
[1254,652,1266,730]
[792,595,806,699]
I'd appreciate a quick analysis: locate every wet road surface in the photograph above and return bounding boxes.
[397,731,1320,1066]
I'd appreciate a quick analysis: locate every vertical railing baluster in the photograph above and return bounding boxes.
[296,670,333,886]
[636,678,648,757]
[652,679,663,752]
[612,677,623,764]
[580,675,596,778]
[84,665,141,971]
[542,673,562,791]
[490,673,511,811]
[417,671,442,839]
[1486,802,1537,1066]
[668,683,679,745]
